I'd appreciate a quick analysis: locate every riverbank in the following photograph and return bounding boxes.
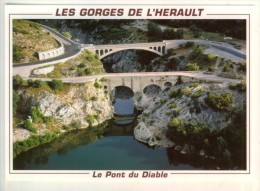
[13,77,113,157]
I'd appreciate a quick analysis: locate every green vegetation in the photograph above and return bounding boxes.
[207,54,217,61]
[23,119,37,133]
[169,88,182,98]
[62,32,72,39]
[50,79,64,92]
[184,63,199,71]
[13,19,58,63]
[147,21,163,41]
[94,80,102,89]
[189,47,203,60]
[163,28,184,40]
[160,98,167,104]
[13,44,22,62]
[168,102,176,109]
[13,132,59,158]
[168,117,182,128]
[13,75,25,89]
[13,90,20,115]
[154,20,246,40]
[39,50,104,78]
[205,92,233,111]
[238,61,246,72]
[182,87,191,96]
[148,21,184,41]
[229,81,246,92]
[191,87,205,99]
[85,114,99,126]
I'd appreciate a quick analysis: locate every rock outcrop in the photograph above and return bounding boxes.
[134,81,246,147]
[14,82,113,142]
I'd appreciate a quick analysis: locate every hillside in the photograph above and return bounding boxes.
[13,20,59,64]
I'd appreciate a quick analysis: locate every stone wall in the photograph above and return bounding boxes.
[32,66,54,75]
[38,44,64,60]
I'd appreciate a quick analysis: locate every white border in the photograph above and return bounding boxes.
[2,0,260,191]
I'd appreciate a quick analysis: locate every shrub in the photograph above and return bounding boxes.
[78,63,86,68]
[30,106,43,122]
[207,54,217,61]
[223,64,231,72]
[191,87,205,99]
[205,92,233,111]
[168,118,181,129]
[169,88,181,98]
[86,115,95,126]
[160,99,167,104]
[100,77,107,82]
[50,79,64,91]
[84,68,92,75]
[189,82,199,88]
[236,81,246,92]
[32,80,47,88]
[208,66,215,72]
[43,116,52,124]
[184,63,199,71]
[62,32,72,39]
[229,83,237,90]
[94,81,102,89]
[13,75,24,89]
[24,119,37,133]
[189,47,203,59]
[182,87,191,96]
[169,102,176,109]
[239,61,246,72]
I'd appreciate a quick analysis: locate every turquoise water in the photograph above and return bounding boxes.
[13,122,205,170]
[13,96,214,170]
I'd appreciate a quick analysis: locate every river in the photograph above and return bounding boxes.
[13,91,219,171]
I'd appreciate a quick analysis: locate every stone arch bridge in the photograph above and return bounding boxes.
[86,41,167,59]
[100,74,183,96]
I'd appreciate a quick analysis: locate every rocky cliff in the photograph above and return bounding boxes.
[134,80,246,147]
[14,82,113,142]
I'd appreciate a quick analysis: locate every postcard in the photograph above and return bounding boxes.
[1,0,260,191]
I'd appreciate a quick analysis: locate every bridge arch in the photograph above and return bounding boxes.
[164,82,172,88]
[143,84,162,96]
[97,47,164,59]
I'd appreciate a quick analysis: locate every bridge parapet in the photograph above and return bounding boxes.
[85,41,168,59]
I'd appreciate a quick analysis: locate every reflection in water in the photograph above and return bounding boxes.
[114,98,134,115]
[14,119,233,170]
[113,85,135,125]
